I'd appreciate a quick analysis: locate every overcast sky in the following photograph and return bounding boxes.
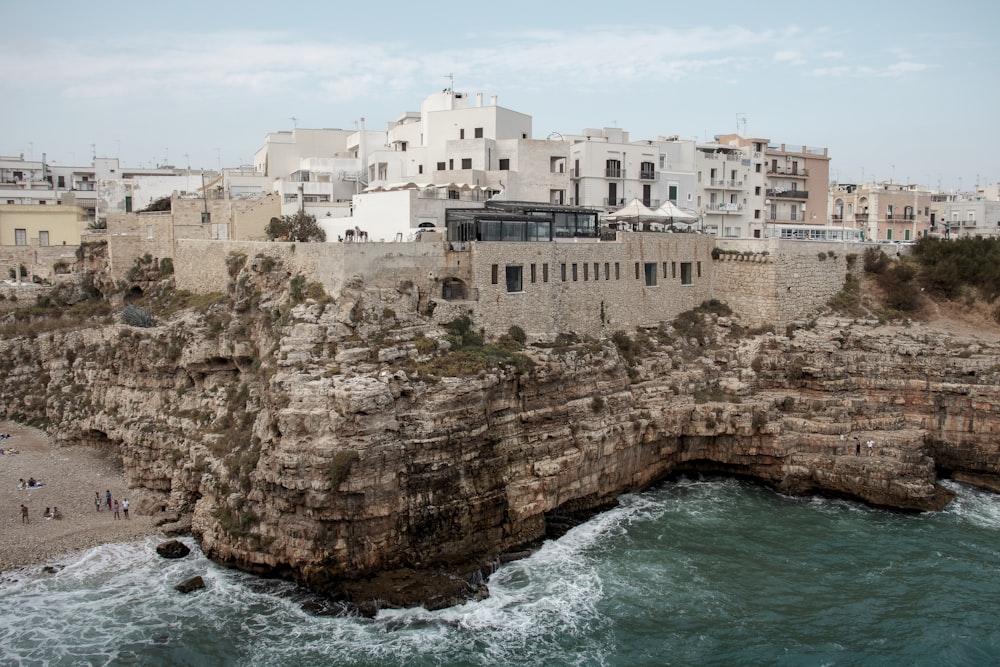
[1,0,996,191]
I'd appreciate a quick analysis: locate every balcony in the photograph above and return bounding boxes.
[766,188,808,200]
[570,168,580,178]
[855,213,869,223]
[605,168,624,178]
[708,203,744,213]
[766,167,809,177]
[604,197,626,207]
[639,169,656,180]
[886,214,916,221]
[707,178,745,189]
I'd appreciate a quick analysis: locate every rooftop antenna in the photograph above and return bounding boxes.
[445,73,454,92]
[736,113,747,136]
[290,116,298,129]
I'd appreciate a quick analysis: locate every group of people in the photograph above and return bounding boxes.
[18,503,60,523]
[94,490,129,520]
[17,477,42,489]
[853,437,877,456]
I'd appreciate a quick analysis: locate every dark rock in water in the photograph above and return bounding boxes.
[40,565,63,575]
[174,575,205,593]
[156,539,191,559]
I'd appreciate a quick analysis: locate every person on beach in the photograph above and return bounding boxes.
[105,490,112,511]
[21,504,29,524]
[122,498,129,520]
[52,506,63,520]
[43,507,52,520]
[18,478,26,490]
[94,492,101,512]
[113,499,120,520]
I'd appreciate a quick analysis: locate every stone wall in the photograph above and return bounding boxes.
[173,239,459,306]
[712,241,857,327]
[467,233,715,338]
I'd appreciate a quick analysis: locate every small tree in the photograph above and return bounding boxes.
[266,212,326,242]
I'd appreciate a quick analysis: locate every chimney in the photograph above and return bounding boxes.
[490,95,497,106]
[476,92,483,107]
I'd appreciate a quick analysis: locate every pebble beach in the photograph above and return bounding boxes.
[0,421,164,573]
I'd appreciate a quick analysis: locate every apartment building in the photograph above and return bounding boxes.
[831,181,932,242]
[929,191,1000,239]
[561,128,698,227]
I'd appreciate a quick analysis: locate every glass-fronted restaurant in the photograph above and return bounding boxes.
[445,201,601,243]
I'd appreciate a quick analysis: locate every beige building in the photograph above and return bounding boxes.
[831,182,932,242]
[929,191,1000,239]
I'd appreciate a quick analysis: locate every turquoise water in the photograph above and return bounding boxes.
[2,478,998,666]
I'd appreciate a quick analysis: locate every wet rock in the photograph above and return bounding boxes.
[156,539,191,559]
[174,575,205,593]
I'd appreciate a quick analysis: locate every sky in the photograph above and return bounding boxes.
[1,0,997,191]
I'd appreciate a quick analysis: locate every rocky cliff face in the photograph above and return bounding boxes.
[1,253,997,612]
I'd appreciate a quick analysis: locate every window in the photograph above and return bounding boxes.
[530,264,537,283]
[448,190,459,200]
[460,129,465,139]
[887,229,893,240]
[606,159,621,178]
[474,127,483,139]
[491,264,499,285]
[755,163,762,173]
[668,184,678,202]
[594,263,599,281]
[583,263,589,281]
[418,165,423,174]
[57,176,65,188]
[543,264,549,282]
[644,262,657,286]
[499,158,510,170]
[790,204,798,221]
[754,209,761,219]
[506,266,523,292]
[400,142,407,152]
[572,263,578,281]
[615,262,620,280]
[561,263,567,281]
[680,262,693,285]
[754,186,761,195]
[634,262,640,279]
[671,262,677,279]
[697,261,702,278]
[461,158,472,169]
[604,262,610,280]
[14,228,26,246]
[448,159,454,170]
[125,195,132,212]
[38,231,49,246]
[662,261,668,278]
[437,162,446,171]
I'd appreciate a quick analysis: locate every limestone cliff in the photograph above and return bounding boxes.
[0,252,997,612]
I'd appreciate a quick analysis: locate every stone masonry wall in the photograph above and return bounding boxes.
[712,241,856,328]
[468,234,715,338]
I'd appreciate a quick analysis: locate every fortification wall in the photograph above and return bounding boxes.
[468,234,714,338]
[173,240,455,303]
[712,241,855,327]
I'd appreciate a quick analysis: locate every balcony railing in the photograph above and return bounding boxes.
[570,168,579,178]
[766,189,808,200]
[855,214,869,223]
[708,203,744,213]
[605,168,624,178]
[766,167,809,177]
[604,197,626,207]
[639,170,656,180]
[886,214,915,221]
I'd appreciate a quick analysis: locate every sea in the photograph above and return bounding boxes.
[2,477,998,666]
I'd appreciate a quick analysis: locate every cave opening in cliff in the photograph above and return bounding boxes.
[124,286,143,302]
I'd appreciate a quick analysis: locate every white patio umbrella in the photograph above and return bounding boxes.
[654,201,698,224]
[607,199,667,230]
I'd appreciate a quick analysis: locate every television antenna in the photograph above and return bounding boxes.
[290,116,299,129]
[736,113,747,136]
